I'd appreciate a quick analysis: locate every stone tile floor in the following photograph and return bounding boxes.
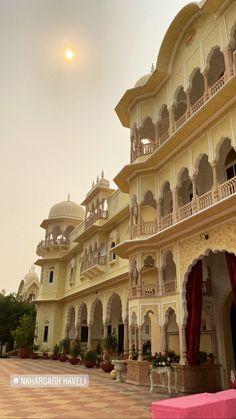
[0,358,177,419]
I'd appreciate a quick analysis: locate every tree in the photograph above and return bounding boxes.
[0,292,35,351]
[12,314,35,349]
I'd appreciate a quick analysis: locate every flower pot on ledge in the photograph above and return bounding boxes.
[102,362,114,373]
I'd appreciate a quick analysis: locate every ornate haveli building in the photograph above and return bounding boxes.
[35,0,236,393]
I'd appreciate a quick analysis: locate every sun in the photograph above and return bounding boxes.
[65,49,74,60]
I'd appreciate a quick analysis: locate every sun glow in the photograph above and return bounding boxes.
[65,49,74,60]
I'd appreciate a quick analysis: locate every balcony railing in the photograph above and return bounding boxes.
[37,237,69,254]
[131,175,236,239]
[85,209,108,228]
[81,255,106,273]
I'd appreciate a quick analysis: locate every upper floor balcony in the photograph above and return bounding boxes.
[80,254,107,279]
[130,49,236,163]
[85,208,108,228]
[36,237,69,256]
[131,174,236,240]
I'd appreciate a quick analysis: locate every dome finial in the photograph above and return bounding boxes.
[151,63,154,73]
[92,180,95,188]
[101,170,104,178]
[96,175,99,183]
[68,193,70,201]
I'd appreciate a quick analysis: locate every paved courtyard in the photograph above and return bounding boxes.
[0,358,173,419]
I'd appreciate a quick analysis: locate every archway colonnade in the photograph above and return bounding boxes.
[130,34,236,161]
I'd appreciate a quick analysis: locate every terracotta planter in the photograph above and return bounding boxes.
[42,353,49,360]
[31,352,39,359]
[51,354,58,360]
[84,360,96,368]
[19,347,31,359]
[102,363,114,373]
[60,355,68,362]
[69,357,79,365]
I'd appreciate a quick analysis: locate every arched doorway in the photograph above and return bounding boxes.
[106,293,123,354]
[184,250,236,388]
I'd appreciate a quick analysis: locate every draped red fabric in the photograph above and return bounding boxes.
[186,259,203,366]
[225,252,236,306]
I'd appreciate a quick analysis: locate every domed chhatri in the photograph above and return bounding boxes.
[48,199,85,221]
[134,73,151,88]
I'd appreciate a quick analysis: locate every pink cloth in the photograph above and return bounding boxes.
[152,390,236,419]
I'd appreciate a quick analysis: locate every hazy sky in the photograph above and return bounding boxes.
[0,0,191,293]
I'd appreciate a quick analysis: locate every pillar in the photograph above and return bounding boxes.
[223,46,233,80]
[155,121,160,147]
[138,204,142,236]
[179,324,188,365]
[138,325,143,362]
[87,324,92,349]
[172,187,179,224]
[191,175,198,213]
[160,325,168,353]
[203,70,209,100]
[169,105,176,134]
[123,319,129,359]
[186,88,191,118]
[75,322,81,340]
[211,161,219,203]
[157,198,162,231]
[129,326,133,360]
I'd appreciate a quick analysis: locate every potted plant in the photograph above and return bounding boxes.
[83,348,97,368]
[51,343,60,360]
[102,333,117,372]
[11,314,35,359]
[31,344,39,359]
[69,339,81,365]
[60,338,70,362]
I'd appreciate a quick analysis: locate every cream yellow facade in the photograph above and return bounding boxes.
[35,0,236,392]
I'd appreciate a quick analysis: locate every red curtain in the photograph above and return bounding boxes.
[186,259,203,366]
[225,252,236,306]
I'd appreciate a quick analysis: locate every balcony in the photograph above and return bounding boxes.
[80,255,107,279]
[132,175,236,239]
[36,237,69,256]
[129,280,176,299]
[85,209,108,229]
[131,67,235,163]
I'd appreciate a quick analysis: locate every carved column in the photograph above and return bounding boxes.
[172,187,179,224]
[129,207,133,239]
[123,319,129,359]
[186,88,191,118]
[179,324,188,365]
[138,129,142,156]
[160,325,168,353]
[203,70,209,100]
[211,325,218,364]
[157,198,162,231]
[75,323,81,340]
[211,161,219,203]
[169,105,176,134]
[129,326,133,360]
[223,46,232,80]
[138,204,142,236]
[233,51,236,75]
[155,121,160,147]
[87,324,92,349]
[191,175,198,213]
[138,325,143,361]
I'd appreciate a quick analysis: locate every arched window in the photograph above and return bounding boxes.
[189,69,204,106]
[43,321,49,342]
[207,47,225,87]
[110,241,116,261]
[225,148,236,180]
[48,266,55,283]
[174,87,187,122]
